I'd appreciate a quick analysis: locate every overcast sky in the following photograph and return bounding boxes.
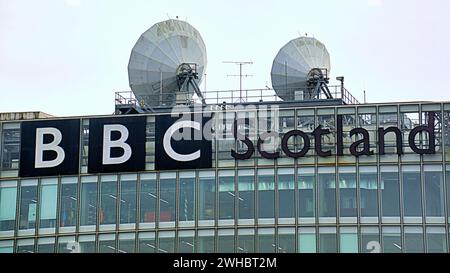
[1,0,449,117]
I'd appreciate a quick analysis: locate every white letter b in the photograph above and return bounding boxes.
[35,127,65,168]
[102,124,132,165]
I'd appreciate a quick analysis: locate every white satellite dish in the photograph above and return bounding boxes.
[271,36,331,101]
[128,19,207,107]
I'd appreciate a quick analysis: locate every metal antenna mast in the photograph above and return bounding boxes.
[223,61,253,103]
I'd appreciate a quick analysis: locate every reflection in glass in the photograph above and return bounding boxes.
[1,126,20,169]
[338,170,357,217]
[118,234,135,253]
[424,170,444,216]
[0,183,17,232]
[99,235,116,253]
[361,227,380,253]
[158,232,175,253]
[140,174,156,223]
[426,228,447,253]
[298,228,316,253]
[318,172,336,217]
[278,171,295,219]
[258,230,275,253]
[120,178,136,224]
[218,231,234,253]
[160,176,176,223]
[238,171,254,220]
[258,171,275,219]
[80,179,97,227]
[178,233,195,253]
[238,230,254,253]
[404,228,423,253]
[381,170,400,217]
[100,177,117,225]
[382,228,401,253]
[179,175,195,222]
[278,229,295,253]
[403,170,422,217]
[39,183,57,228]
[60,180,77,228]
[298,171,315,217]
[138,233,156,253]
[19,184,37,230]
[79,235,96,253]
[219,171,235,220]
[197,231,215,253]
[319,229,337,253]
[360,171,378,217]
[199,174,215,221]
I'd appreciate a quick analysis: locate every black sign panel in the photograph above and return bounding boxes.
[155,115,212,170]
[88,116,146,173]
[19,119,80,177]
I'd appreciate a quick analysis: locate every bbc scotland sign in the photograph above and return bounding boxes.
[18,112,436,177]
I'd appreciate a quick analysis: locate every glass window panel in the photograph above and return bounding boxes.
[382,227,401,253]
[19,181,37,230]
[159,174,176,223]
[100,176,117,225]
[218,230,235,253]
[278,228,295,253]
[39,182,57,228]
[340,233,358,253]
[37,238,55,253]
[0,241,13,253]
[404,227,424,253]
[138,232,156,253]
[59,178,77,228]
[0,182,17,232]
[118,233,135,253]
[319,228,337,253]
[58,236,76,253]
[258,229,275,253]
[1,126,20,170]
[120,177,137,224]
[381,168,400,217]
[99,234,116,253]
[199,172,215,221]
[278,169,295,218]
[424,169,444,217]
[140,174,156,223]
[179,175,195,222]
[197,230,215,253]
[298,230,316,253]
[402,169,422,217]
[238,170,254,220]
[79,235,96,253]
[158,231,175,253]
[426,227,446,253]
[258,170,275,219]
[360,170,378,217]
[447,168,450,222]
[16,239,35,253]
[80,177,97,226]
[318,170,336,217]
[298,169,315,218]
[361,227,380,253]
[178,231,195,253]
[238,229,254,253]
[338,168,357,217]
[219,171,235,220]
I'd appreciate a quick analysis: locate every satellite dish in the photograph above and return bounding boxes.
[271,37,331,101]
[128,19,207,107]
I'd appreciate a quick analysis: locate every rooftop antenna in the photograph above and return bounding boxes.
[223,61,253,103]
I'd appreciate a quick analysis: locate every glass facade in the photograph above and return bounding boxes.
[0,102,449,253]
